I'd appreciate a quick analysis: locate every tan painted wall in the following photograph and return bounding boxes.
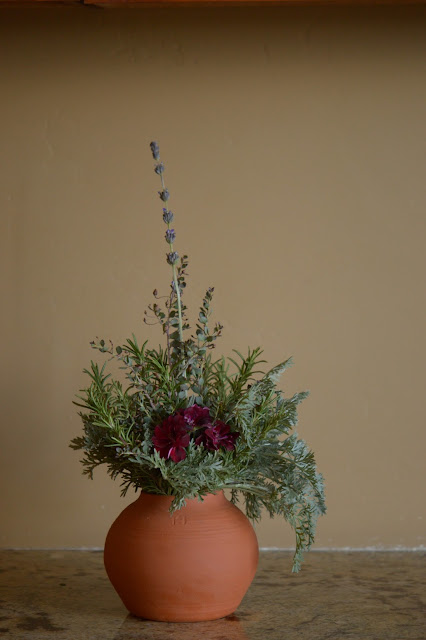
[1,5,425,550]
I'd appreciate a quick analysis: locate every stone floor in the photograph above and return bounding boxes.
[0,550,424,639]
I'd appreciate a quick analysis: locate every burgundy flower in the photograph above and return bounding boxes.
[152,414,190,463]
[180,405,211,428]
[196,420,239,452]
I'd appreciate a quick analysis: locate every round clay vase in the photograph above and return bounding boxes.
[104,490,259,622]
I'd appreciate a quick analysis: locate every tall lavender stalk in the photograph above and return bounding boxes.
[150,141,184,345]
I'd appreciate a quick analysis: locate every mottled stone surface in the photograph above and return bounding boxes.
[0,551,424,639]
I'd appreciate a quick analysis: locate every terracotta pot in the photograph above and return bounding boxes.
[104,490,259,622]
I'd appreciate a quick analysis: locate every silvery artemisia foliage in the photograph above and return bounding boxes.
[71,142,326,572]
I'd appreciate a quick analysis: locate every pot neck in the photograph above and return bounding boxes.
[137,490,226,511]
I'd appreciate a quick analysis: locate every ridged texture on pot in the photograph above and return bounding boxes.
[104,490,259,622]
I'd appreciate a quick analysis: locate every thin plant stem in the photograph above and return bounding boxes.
[158,169,184,345]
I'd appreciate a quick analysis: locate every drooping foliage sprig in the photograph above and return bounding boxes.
[71,142,326,571]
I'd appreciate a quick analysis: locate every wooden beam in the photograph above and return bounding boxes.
[84,0,426,4]
[0,0,424,6]
[0,0,82,4]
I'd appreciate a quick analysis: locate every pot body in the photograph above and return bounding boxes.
[104,490,259,622]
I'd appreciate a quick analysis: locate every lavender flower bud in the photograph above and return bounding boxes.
[159,189,170,202]
[154,162,164,175]
[162,208,174,224]
[150,141,160,160]
[167,251,179,266]
[165,228,176,244]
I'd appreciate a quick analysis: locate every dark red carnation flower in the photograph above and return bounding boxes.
[196,420,239,452]
[152,414,190,463]
[180,405,211,427]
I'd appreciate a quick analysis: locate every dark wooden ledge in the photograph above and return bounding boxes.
[0,0,424,6]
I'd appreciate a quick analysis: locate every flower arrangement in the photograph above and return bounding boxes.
[71,142,326,572]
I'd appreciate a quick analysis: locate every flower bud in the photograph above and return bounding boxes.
[154,162,164,175]
[150,141,160,160]
[167,251,179,266]
[159,189,170,202]
[162,208,174,224]
[165,229,176,244]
